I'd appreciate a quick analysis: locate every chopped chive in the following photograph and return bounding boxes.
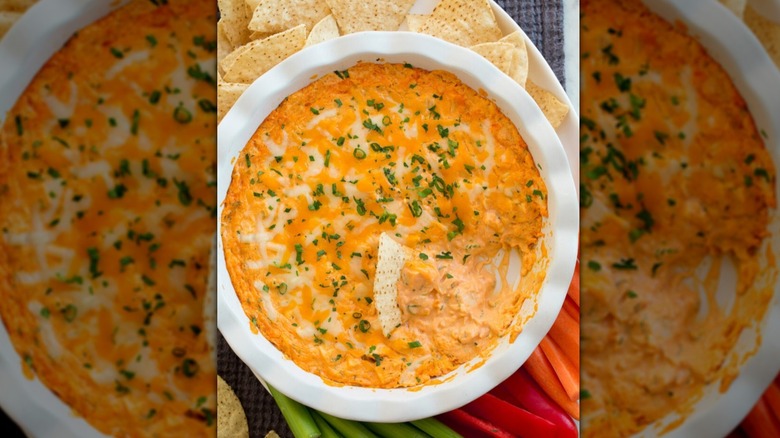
[61,304,78,322]
[198,99,216,113]
[173,105,192,124]
[295,244,304,265]
[173,179,192,206]
[131,109,140,135]
[409,200,422,217]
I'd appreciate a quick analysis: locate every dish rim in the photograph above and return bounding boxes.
[216,30,579,423]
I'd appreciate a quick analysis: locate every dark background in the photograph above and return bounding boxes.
[0,0,565,436]
[0,410,24,437]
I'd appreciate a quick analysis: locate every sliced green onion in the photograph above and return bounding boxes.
[173,105,192,124]
[61,304,78,322]
[181,358,199,377]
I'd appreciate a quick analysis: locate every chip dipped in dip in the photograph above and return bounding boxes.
[221,62,548,388]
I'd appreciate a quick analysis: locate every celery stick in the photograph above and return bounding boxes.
[411,418,463,438]
[310,409,342,438]
[365,421,431,438]
[318,411,378,438]
[267,385,320,438]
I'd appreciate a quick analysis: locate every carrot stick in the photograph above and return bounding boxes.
[539,337,579,402]
[548,305,579,369]
[741,397,780,438]
[567,261,580,306]
[524,348,580,420]
[563,296,580,325]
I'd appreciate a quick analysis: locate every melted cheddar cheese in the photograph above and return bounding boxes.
[221,63,548,388]
[581,0,777,435]
[0,1,217,436]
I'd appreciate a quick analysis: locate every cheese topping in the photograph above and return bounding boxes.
[221,63,548,388]
[0,1,217,436]
[581,0,777,435]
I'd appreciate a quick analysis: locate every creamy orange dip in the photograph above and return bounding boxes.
[0,1,216,436]
[221,62,548,388]
[581,0,777,435]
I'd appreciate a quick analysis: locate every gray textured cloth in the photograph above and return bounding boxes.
[217,2,566,437]
[495,0,565,87]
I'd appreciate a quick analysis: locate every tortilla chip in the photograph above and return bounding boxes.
[0,11,21,38]
[499,30,524,49]
[470,42,515,77]
[500,31,529,87]
[221,24,306,84]
[405,14,428,32]
[248,0,330,34]
[218,0,252,47]
[745,6,780,70]
[526,81,569,129]
[217,21,234,75]
[217,376,249,438]
[265,433,280,438]
[506,48,526,87]
[373,233,412,337]
[325,0,416,34]
[218,82,249,122]
[248,30,274,41]
[219,41,251,76]
[418,0,502,47]
[718,0,747,18]
[305,14,339,47]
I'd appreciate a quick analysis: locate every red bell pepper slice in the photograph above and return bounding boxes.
[493,368,578,438]
[437,409,514,438]
[462,393,556,438]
